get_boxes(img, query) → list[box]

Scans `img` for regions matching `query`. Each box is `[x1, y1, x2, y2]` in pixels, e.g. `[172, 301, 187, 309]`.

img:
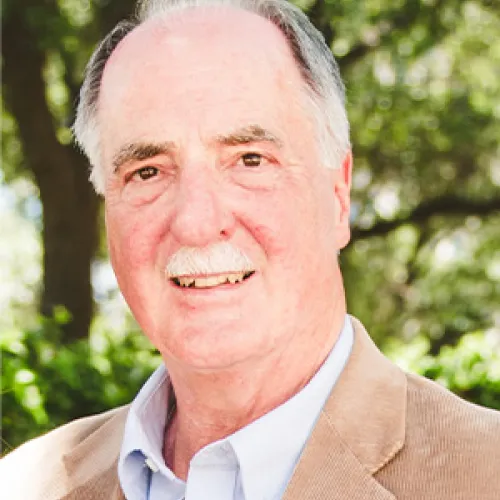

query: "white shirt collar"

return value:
[228, 315, 353, 499]
[118, 315, 354, 500]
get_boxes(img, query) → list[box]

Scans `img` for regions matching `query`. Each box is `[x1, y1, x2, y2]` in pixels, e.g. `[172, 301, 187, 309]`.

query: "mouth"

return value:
[170, 271, 255, 289]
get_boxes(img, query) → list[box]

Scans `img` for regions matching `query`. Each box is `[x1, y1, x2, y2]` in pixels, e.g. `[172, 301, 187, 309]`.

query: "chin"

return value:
[159, 318, 271, 370]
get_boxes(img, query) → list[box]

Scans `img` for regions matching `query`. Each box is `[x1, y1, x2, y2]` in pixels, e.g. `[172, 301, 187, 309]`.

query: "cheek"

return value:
[106, 206, 165, 272]
[252, 221, 291, 256]
[250, 208, 313, 288]
[242, 181, 320, 261]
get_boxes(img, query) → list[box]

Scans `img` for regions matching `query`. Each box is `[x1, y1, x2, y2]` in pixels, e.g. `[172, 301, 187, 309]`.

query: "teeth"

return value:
[174, 272, 251, 288]
[178, 277, 196, 287]
[195, 276, 225, 288]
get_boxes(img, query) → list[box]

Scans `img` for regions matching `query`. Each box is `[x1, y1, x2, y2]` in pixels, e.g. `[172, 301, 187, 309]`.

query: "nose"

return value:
[169, 165, 236, 247]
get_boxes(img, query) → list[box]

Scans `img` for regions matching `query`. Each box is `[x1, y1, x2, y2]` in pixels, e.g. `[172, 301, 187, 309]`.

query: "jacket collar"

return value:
[65, 318, 406, 499]
[62, 407, 128, 499]
[283, 317, 406, 500]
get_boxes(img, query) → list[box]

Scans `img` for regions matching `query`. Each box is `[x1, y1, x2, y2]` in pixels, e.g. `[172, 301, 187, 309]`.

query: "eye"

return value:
[240, 153, 263, 168]
[133, 166, 159, 181]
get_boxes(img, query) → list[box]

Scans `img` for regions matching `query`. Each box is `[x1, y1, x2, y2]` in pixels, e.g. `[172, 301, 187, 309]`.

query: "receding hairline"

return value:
[101, 4, 303, 87]
[98, 6, 316, 166]
[74, 0, 350, 193]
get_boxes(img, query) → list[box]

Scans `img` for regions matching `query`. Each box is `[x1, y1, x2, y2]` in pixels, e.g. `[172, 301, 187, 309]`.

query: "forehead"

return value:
[98, 7, 311, 157]
[105, 7, 297, 69]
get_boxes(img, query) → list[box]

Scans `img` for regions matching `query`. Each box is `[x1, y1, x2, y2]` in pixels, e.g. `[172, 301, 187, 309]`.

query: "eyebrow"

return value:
[112, 141, 176, 173]
[214, 125, 283, 148]
[111, 125, 281, 173]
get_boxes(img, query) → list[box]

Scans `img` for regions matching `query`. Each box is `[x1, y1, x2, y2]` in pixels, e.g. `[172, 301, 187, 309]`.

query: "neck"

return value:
[163, 305, 346, 480]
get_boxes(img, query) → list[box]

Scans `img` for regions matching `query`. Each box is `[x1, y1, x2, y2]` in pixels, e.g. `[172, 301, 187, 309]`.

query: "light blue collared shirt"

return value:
[118, 316, 354, 500]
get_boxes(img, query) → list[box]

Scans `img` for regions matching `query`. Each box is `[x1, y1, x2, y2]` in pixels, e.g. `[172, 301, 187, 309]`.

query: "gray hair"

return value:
[73, 0, 350, 194]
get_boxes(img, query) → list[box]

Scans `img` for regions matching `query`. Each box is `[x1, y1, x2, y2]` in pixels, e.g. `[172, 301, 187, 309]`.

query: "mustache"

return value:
[166, 242, 255, 277]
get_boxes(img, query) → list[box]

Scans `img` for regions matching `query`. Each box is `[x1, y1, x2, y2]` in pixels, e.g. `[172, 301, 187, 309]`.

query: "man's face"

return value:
[99, 9, 351, 370]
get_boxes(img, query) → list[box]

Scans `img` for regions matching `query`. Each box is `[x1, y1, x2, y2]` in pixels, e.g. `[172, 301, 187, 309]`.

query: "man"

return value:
[1, 0, 499, 498]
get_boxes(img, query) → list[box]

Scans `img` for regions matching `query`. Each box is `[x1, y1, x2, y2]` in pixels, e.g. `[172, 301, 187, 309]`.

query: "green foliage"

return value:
[385, 329, 500, 410]
[336, 0, 500, 348]
[1, 313, 161, 453]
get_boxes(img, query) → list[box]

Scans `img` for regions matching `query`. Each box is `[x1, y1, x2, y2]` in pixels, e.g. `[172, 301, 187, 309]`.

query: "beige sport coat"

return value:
[1, 317, 499, 499]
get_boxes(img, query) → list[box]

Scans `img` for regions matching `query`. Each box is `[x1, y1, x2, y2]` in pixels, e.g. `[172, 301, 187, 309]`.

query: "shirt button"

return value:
[145, 456, 159, 472]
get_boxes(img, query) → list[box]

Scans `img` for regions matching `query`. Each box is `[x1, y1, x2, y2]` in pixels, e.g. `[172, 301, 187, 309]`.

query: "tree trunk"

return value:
[3, 3, 100, 341]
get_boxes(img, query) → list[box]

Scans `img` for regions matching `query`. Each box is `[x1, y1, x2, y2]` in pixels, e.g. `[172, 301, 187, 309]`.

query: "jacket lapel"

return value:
[112, 481, 126, 500]
[284, 318, 406, 500]
[62, 407, 128, 499]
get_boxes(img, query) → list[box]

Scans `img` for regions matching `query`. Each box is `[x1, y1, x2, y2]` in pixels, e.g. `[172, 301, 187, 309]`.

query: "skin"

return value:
[99, 7, 352, 479]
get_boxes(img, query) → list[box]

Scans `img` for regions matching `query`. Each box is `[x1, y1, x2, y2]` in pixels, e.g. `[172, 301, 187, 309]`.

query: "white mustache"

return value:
[166, 242, 255, 278]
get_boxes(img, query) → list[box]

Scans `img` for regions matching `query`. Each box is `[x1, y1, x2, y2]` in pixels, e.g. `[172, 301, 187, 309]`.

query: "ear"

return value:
[332, 151, 352, 250]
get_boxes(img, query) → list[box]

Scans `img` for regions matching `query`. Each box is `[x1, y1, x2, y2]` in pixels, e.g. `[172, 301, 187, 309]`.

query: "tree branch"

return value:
[351, 195, 500, 241]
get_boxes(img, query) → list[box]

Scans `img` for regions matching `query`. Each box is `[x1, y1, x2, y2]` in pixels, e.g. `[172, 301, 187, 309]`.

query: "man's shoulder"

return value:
[2, 405, 129, 462]
[0, 405, 129, 499]
[405, 371, 500, 438]
[377, 371, 500, 498]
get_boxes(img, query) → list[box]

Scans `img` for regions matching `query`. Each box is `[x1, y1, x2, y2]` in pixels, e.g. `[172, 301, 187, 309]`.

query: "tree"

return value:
[2, 0, 499, 352]
[2, 0, 136, 341]
[333, 0, 500, 349]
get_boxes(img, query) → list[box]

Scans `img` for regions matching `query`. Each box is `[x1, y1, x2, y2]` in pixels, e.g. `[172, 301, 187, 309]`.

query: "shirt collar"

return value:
[118, 365, 179, 499]
[228, 315, 354, 499]
[118, 315, 353, 500]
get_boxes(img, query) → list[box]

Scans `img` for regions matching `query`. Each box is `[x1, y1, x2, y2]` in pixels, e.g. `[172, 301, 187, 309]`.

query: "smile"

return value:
[171, 271, 255, 289]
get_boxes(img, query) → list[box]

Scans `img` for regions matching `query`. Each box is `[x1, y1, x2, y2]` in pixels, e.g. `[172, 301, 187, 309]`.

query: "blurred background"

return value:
[2, 0, 500, 452]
